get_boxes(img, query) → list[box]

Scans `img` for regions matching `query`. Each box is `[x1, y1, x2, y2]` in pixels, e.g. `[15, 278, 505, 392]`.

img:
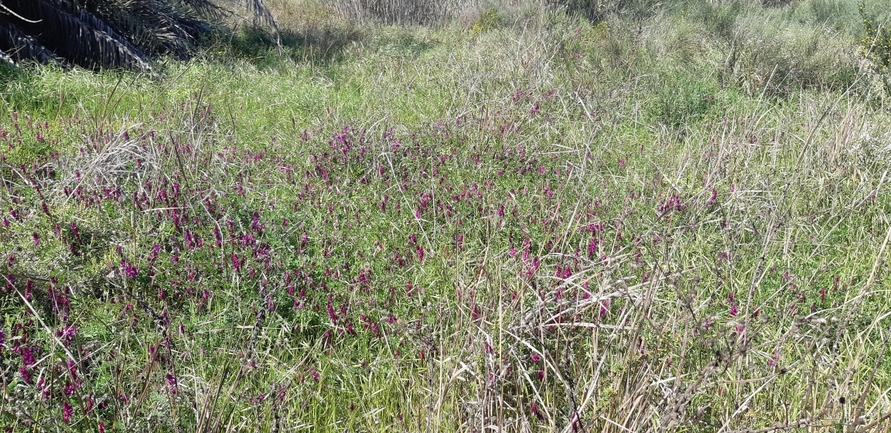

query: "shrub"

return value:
[858, 2, 891, 95]
[330, 0, 455, 25]
[809, 0, 854, 32]
[548, 0, 659, 24]
[470, 7, 507, 34]
[648, 69, 722, 133]
[688, 1, 856, 97]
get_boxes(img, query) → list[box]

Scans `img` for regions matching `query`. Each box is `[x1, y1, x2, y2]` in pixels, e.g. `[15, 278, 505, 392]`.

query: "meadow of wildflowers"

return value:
[2, 1, 891, 431]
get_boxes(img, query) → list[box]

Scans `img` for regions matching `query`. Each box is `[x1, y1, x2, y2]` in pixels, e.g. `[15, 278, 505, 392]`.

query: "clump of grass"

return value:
[470, 7, 507, 34]
[329, 0, 455, 25]
[859, 2, 891, 97]
[549, 0, 660, 24]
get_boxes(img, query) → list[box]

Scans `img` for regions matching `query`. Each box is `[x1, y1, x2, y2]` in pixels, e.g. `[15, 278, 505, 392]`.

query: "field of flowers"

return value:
[3, 1, 891, 431]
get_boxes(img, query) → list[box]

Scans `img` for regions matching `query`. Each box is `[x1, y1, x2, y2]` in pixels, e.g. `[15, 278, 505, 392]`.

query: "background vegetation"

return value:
[3, 0, 891, 431]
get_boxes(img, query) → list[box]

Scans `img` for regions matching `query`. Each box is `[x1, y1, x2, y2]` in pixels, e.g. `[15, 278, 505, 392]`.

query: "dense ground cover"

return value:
[3, 0, 891, 431]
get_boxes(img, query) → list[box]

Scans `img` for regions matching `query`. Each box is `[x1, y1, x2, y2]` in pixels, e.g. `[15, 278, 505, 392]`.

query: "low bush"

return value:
[859, 2, 891, 96]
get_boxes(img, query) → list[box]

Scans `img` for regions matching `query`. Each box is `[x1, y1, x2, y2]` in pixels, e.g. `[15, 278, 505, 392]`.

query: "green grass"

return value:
[3, 0, 891, 431]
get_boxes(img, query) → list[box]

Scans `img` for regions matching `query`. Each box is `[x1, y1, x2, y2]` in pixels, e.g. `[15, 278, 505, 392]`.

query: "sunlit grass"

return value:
[2, 1, 891, 431]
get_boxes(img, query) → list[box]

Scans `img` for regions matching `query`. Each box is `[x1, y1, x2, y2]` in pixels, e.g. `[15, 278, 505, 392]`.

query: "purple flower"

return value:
[530, 402, 543, 420]
[19, 367, 31, 384]
[326, 295, 337, 324]
[250, 212, 263, 233]
[707, 188, 718, 206]
[21, 346, 36, 367]
[184, 230, 195, 250]
[149, 244, 161, 263]
[166, 373, 178, 395]
[67, 360, 78, 381]
[57, 324, 77, 345]
[587, 237, 598, 258]
[231, 253, 241, 272]
[121, 260, 138, 279]
[62, 402, 73, 424]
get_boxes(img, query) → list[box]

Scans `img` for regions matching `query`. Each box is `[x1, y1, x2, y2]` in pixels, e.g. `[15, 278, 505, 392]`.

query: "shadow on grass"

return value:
[211, 23, 362, 67]
[215, 21, 442, 68]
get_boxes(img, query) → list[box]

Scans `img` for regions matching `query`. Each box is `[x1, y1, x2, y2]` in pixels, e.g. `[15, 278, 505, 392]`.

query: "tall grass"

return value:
[2, 0, 891, 431]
